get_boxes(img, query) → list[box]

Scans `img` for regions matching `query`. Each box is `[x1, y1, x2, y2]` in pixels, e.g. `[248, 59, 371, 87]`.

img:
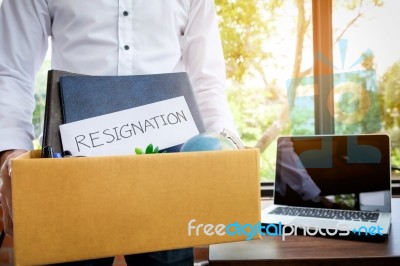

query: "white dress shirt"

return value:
[276, 138, 321, 201]
[0, 0, 238, 152]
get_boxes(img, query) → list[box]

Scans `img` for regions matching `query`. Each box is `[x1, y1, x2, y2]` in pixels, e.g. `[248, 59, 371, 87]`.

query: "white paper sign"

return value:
[59, 96, 199, 157]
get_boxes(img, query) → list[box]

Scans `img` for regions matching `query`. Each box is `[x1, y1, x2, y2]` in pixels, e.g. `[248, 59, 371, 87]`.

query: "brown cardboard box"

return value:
[12, 149, 260, 265]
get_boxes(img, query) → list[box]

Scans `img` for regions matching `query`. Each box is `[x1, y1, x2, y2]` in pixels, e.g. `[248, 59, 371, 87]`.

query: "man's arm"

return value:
[180, 0, 239, 136]
[0, 0, 51, 236]
[0, 0, 51, 152]
[278, 138, 321, 201]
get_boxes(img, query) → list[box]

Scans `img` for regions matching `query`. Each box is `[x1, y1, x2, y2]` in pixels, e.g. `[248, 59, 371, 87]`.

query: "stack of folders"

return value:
[42, 70, 205, 155]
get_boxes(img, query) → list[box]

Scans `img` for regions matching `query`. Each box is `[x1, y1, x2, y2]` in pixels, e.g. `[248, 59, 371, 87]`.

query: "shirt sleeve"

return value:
[277, 138, 321, 201]
[0, 0, 50, 152]
[180, 0, 240, 137]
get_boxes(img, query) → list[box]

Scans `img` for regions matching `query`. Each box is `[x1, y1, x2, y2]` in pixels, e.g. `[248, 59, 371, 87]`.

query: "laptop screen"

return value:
[274, 135, 391, 212]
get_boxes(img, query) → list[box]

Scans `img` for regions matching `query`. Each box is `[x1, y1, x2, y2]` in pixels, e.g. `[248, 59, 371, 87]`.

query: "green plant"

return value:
[135, 144, 160, 155]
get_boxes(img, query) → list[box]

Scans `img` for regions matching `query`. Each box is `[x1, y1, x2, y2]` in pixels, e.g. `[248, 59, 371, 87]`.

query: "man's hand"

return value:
[0, 149, 27, 236]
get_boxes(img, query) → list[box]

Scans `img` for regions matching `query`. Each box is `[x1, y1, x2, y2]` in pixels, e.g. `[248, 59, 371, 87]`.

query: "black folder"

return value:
[42, 70, 82, 153]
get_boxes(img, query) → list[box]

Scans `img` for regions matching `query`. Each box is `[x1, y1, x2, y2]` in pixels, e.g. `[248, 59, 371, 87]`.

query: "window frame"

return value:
[312, 0, 335, 134]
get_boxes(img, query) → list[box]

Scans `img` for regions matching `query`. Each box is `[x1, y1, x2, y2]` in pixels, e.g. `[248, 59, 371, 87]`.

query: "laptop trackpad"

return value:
[290, 218, 339, 228]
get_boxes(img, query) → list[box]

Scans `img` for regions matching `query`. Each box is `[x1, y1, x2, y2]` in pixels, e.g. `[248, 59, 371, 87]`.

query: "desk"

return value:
[209, 198, 400, 265]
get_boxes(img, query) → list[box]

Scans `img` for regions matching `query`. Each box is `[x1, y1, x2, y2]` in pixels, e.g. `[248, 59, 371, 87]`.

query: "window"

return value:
[33, 41, 51, 149]
[215, 0, 314, 181]
[331, 0, 400, 181]
[215, 0, 400, 183]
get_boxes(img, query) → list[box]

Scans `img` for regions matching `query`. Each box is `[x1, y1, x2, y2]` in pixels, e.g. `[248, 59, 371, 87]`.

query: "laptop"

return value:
[261, 134, 392, 240]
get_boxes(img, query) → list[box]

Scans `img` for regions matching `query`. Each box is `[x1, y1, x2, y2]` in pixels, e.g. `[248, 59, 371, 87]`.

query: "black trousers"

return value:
[52, 248, 194, 266]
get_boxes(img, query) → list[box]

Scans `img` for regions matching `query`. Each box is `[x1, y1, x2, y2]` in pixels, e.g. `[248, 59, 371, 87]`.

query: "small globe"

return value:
[180, 133, 238, 152]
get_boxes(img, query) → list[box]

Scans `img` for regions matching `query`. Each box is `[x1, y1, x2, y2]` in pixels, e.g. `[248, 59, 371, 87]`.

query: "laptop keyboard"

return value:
[269, 207, 379, 222]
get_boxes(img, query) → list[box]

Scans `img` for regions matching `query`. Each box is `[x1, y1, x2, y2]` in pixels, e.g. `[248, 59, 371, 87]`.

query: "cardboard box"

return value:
[12, 149, 260, 265]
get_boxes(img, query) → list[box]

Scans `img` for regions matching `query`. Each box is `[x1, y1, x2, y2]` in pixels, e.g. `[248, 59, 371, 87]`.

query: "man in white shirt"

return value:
[0, 0, 238, 265]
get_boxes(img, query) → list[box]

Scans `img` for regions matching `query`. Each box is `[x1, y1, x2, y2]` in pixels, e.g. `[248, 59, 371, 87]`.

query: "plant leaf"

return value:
[153, 146, 159, 153]
[145, 144, 154, 154]
[135, 148, 143, 155]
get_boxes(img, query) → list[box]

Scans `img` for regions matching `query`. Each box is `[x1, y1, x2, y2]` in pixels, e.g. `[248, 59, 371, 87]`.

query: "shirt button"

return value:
[123, 11, 129, 16]
[124, 45, 130, 50]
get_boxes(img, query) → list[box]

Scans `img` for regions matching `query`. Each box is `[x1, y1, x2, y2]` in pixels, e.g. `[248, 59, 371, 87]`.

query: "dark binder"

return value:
[59, 72, 205, 152]
[42, 70, 83, 153]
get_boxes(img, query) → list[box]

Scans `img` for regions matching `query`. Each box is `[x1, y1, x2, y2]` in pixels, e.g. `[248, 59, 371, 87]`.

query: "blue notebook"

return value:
[59, 72, 205, 152]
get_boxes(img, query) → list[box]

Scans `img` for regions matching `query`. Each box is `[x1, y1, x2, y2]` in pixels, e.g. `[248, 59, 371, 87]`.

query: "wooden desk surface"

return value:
[209, 198, 400, 265]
